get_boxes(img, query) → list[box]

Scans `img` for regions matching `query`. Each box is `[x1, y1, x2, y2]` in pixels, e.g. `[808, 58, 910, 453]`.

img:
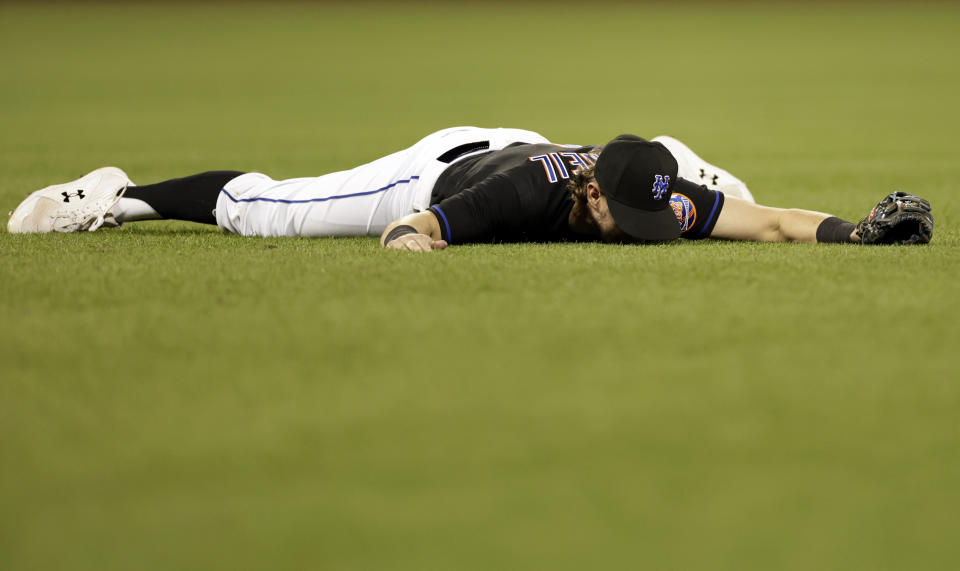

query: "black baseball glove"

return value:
[856, 191, 934, 245]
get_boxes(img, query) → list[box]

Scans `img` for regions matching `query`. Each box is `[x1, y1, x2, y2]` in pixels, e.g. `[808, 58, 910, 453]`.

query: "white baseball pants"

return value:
[215, 126, 550, 237]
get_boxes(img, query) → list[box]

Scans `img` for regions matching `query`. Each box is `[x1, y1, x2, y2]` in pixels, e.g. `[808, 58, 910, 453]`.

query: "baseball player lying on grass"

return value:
[7, 127, 934, 248]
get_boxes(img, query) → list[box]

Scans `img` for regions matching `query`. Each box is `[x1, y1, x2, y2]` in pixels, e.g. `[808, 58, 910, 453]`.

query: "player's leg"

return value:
[8, 132, 459, 237]
[216, 169, 413, 238]
[5, 159, 408, 237]
[7, 168, 245, 233]
[114, 171, 245, 225]
[652, 135, 756, 203]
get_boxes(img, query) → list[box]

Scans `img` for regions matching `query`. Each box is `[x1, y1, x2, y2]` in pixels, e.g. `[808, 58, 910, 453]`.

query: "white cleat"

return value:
[653, 135, 755, 203]
[7, 167, 132, 234]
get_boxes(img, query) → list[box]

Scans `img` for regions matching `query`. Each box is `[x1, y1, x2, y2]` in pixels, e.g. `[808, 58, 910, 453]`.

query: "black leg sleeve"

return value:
[124, 171, 245, 225]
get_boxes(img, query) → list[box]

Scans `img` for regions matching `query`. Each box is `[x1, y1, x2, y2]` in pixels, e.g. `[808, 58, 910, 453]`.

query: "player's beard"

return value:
[568, 200, 600, 238]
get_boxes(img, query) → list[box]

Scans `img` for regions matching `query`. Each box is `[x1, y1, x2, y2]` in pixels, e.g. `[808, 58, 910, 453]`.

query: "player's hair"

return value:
[567, 164, 597, 206]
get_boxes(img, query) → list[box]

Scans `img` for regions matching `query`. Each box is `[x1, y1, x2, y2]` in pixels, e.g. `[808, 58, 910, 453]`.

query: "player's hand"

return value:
[385, 233, 448, 252]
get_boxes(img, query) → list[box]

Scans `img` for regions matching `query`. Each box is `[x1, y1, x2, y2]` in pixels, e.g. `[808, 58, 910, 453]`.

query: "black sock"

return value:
[124, 171, 245, 225]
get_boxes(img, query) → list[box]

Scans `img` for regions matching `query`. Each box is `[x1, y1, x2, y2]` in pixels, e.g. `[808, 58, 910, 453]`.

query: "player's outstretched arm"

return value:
[711, 193, 934, 245]
[710, 196, 857, 243]
[380, 210, 448, 252]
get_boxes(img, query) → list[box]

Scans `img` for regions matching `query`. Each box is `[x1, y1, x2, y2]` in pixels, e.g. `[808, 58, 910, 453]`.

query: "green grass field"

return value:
[2, 2, 959, 570]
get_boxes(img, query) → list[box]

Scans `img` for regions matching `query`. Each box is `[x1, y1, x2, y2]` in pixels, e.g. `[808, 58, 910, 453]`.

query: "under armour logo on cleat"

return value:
[711, 174, 719, 186]
[62, 189, 86, 203]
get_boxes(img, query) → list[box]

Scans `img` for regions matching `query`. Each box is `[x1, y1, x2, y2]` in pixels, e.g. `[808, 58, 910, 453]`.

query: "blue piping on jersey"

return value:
[700, 192, 721, 237]
[220, 175, 421, 204]
[431, 206, 452, 242]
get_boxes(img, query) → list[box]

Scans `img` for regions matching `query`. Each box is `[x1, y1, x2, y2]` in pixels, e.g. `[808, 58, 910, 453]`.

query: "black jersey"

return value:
[428, 142, 724, 244]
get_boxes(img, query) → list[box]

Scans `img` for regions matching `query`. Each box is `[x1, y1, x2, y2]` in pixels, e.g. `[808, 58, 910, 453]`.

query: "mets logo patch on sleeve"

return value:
[670, 193, 697, 233]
